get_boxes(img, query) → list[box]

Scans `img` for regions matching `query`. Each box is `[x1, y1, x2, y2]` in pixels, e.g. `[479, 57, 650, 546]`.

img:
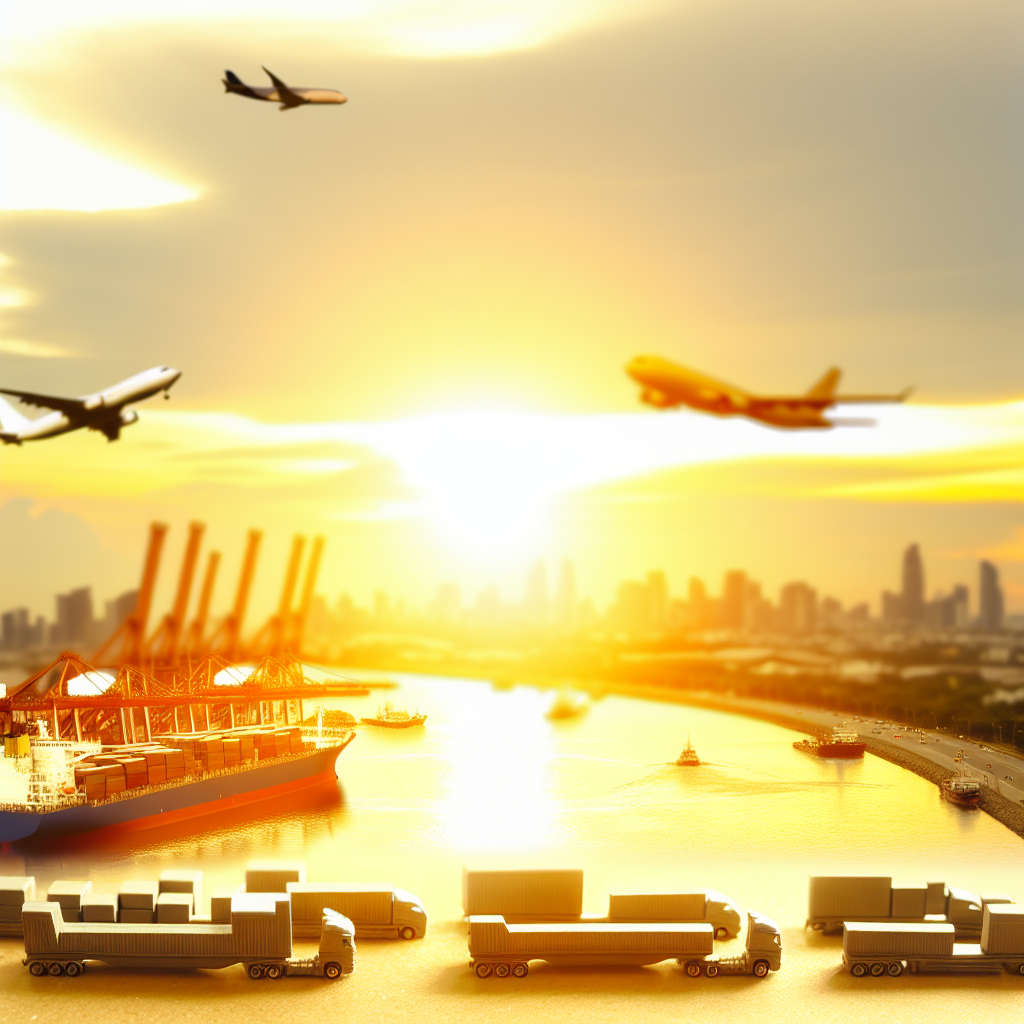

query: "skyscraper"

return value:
[721, 571, 747, 629]
[553, 559, 577, 630]
[901, 544, 925, 626]
[979, 561, 1004, 632]
[525, 560, 548, 626]
[646, 570, 668, 629]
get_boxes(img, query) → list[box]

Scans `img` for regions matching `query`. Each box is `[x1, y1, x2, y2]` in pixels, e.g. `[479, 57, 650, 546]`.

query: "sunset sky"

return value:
[1, 0, 1021, 624]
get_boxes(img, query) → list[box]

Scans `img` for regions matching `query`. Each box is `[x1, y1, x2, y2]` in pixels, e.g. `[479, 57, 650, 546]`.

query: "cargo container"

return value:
[48, 881, 90, 922]
[468, 910, 781, 978]
[0, 877, 35, 937]
[462, 869, 585, 919]
[156, 893, 193, 924]
[20, 893, 355, 979]
[81, 896, 117, 923]
[807, 876, 986, 939]
[606, 890, 742, 939]
[842, 904, 1024, 976]
[160, 870, 203, 908]
[287, 883, 427, 939]
[245, 861, 306, 893]
[119, 881, 159, 912]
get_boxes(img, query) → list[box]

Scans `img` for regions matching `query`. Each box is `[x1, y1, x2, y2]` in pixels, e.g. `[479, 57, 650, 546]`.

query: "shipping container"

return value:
[981, 904, 1024, 955]
[81, 896, 117, 923]
[0, 905, 23, 922]
[0, 877, 35, 904]
[890, 887, 927, 919]
[285, 883, 426, 938]
[160, 870, 203, 907]
[463, 869, 584, 918]
[210, 886, 240, 924]
[120, 909, 154, 924]
[608, 893, 706, 921]
[925, 882, 947, 915]
[119, 881, 159, 911]
[808, 877, 892, 920]
[156, 893, 193, 924]
[245, 861, 306, 893]
[843, 922, 954, 957]
[47, 881, 91, 910]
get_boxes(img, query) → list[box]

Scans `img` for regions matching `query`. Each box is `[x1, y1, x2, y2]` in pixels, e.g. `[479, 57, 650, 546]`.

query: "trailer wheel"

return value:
[324, 962, 342, 980]
[705, 964, 719, 978]
[475, 962, 493, 978]
[494, 963, 510, 978]
[714, 928, 728, 940]
[850, 963, 866, 978]
[248, 964, 263, 979]
[399, 926, 416, 940]
[685, 962, 702, 978]
[1018, 964, 1024, 976]
[47, 963, 64, 977]
[512, 963, 528, 978]
[64, 962, 82, 978]
[29, 962, 46, 977]
[265, 964, 282, 980]
[886, 962, 903, 977]
[869, 962, 885, 977]
[753, 960, 769, 978]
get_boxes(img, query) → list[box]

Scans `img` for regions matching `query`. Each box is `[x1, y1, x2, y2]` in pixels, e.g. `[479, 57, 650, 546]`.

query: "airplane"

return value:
[222, 68, 347, 110]
[0, 366, 181, 444]
[625, 355, 911, 429]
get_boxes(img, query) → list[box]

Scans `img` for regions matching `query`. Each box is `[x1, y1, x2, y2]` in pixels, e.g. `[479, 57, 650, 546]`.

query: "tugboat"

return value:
[359, 702, 427, 729]
[793, 727, 866, 759]
[940, 774, 981, 808]
[675, 735, 702, 766]
[545, 689, 588, 720]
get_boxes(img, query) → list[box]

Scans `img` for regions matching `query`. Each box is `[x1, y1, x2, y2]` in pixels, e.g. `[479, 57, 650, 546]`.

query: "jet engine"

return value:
[119, 409, 139, 427]
[640, 388, 676, 409]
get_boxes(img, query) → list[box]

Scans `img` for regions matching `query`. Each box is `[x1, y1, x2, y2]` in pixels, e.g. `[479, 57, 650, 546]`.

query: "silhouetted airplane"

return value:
[0, 366, 181, 444]
[223, 68, 347, 110]
[626, 356, 910, 429]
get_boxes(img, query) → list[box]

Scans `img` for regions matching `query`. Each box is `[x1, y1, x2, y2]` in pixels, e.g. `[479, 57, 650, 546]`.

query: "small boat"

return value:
[546, 689, 588, 720]
[675, 736, 702, 767]
[359, 702, 426, 729]
[940, 775, 981, 808]
[793, 727, 866, 759]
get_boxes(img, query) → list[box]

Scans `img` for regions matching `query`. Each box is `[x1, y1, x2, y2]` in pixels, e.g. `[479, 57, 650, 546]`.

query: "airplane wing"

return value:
[0, 388, 85, 415]
[88, 417, 122, 442]
[752, 388, 911, 409]
[262, 67, 305, 108]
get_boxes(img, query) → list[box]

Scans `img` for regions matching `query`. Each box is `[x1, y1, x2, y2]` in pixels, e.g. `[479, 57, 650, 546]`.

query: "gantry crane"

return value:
[146, 521, 205, 665]
[246, 535, 306, 658]
[208, 529, 263, 661]
[184, 549, 221, 654]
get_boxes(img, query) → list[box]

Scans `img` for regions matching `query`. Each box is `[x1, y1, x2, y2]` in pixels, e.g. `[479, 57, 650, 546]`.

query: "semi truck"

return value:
[467, 910, 781, 978]
[286, 883, 427, 939]
[806, 876, 1002, 939]
[20, 892, 355, 979]
[841, 903, 1024, 976]
[462, 869, 742, 937]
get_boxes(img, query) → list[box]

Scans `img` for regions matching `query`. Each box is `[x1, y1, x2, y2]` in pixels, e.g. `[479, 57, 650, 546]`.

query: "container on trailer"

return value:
[608, 893, 707, 921]
[462, 869, 584, 918]
[925, 882, 947, 915]
[808, 877, 892, 919]
[81, 896, 118, 923]
[210, 886, 240, 924]
[843, 922, 954, 957]
[980, 904, 1024, 955]
[159, 870, 203, 908]
[22, 903, 61, 955]
[288, 885, 392, 923]
[119, 909, 154, 924]
[119, 881, 159, 912]
[47, 880, 90, 920]
[947, 887, 982, 926]
[890, 886, 927, 918]
[156, 893, 193, 923]
[0, 877, 35, 905]
[245, 860, 306, 893]
[980, 893, 1012, 909]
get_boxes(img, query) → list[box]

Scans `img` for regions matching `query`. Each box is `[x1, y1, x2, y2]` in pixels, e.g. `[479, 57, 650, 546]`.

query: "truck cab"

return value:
[318, 909, 356, 972]
[745, 911, 782, 972]
[393, 888, 428, 938]
[705, 890, 743, 938]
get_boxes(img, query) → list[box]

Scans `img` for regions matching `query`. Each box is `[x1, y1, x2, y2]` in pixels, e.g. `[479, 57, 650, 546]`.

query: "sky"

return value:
[0, 0, 1022, 626]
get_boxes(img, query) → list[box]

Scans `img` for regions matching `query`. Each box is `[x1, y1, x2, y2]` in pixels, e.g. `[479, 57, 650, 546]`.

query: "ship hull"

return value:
[0, 738, 352, 843]
[793, 739, 866, 759]
[359, 717, 426, 729]
[940, 784, 980, 808]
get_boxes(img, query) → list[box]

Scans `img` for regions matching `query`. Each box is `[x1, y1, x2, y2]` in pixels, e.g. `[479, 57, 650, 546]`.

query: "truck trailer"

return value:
[467, 910, 781, 978]
[21, 892, 355, 979]
[841, 904, 1024, 977]
[806, 876, 1001, 939]
[462, 869, 742, 937]
[286, 883, 427, 939]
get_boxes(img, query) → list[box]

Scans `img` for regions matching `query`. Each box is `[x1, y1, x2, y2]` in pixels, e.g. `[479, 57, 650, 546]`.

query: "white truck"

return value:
[468, 910, 781, 978]
[842, 904, 1024, 977]
[286, 883, 427, 939]
[806, 876, 999, 939]
[21, 893, 355, 980]
[462, 869, 742, 937]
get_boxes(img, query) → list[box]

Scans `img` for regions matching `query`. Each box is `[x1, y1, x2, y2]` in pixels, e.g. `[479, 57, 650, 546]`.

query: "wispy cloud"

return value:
[0, 338, 79, 358]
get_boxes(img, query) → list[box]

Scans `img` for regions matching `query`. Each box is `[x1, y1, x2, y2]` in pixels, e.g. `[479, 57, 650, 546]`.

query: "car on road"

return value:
[1006, 775, 1014, 781]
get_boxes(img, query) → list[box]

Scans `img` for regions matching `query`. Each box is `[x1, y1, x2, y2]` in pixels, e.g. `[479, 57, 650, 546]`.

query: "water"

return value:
[2, 673, 1020, 1021]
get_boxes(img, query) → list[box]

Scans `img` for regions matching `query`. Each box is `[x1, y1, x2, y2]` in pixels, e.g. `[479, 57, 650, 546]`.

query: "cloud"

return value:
[0, 338, 79, 358]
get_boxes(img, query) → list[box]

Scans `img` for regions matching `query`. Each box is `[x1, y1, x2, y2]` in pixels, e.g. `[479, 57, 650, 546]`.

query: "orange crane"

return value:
[146, 521, 205, 664]
[246, 535, 306, 658]
[93, 521, 168, 667]
[291, 535, 325, 656]
[184, 549, 221, 654]
[208, 529, 263, 661]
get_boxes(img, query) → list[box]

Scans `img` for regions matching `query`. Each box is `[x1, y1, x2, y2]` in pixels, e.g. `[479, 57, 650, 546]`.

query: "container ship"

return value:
[793, 728, 866, 759]
[360, 703, 426, 729]
[940, 775, 981, 808]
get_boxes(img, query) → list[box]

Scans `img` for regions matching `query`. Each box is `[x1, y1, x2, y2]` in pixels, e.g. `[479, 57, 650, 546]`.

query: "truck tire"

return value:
[399, 927, 416, 940]
[47, 963, 64, 977]
[29, 962, 46, 977]
[325, 962, 342, 980]
[494, 963, 510, 978]
[850, 963, 866, 978]
[869, 962, 885, 977]
[886, 962, 902, 977]
[753, 960, 769, 978]
[1019, 964, 1024, 976]
[685, 962, 702, 978]
[512, 963, 529, 978]
[705, 964, 719, 978]
[714, 928, 728, 940]
[475, 962, 493, 978]
[64, 962, 82, 978]
[248, 964, 263, 979]
[266, 964, 282, 980]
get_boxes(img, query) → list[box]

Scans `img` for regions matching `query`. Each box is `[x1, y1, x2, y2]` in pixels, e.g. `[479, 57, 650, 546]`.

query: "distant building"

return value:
[524, 560, 548, 626]
[778, 582, 817, 633]
[613, 580, 650, 634]
[687, 578, 711, 629]
[52, 587, 94, 649]
[431, 582, 462, 624]
[978, 561, 1004, 632]
[720, 571, 747, 629]
[901, 544, 925, 626]
[1, 607, 42, 650]
[646, 570, 668, 630]
[553, 559, 577, 630]
[881, 590, 902, 626]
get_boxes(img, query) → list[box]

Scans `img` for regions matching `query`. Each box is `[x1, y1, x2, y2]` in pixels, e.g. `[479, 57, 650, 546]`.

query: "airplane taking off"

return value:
[626, 356, 910, 429]
[0, 366, 181, 444]
[223, 68, 347, 110]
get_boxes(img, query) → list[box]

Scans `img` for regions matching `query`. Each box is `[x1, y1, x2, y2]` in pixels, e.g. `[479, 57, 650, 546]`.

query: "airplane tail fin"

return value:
[0, 395, 28, 436]
[224, 70, 243, 85]
[807, 367, 841, 400]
